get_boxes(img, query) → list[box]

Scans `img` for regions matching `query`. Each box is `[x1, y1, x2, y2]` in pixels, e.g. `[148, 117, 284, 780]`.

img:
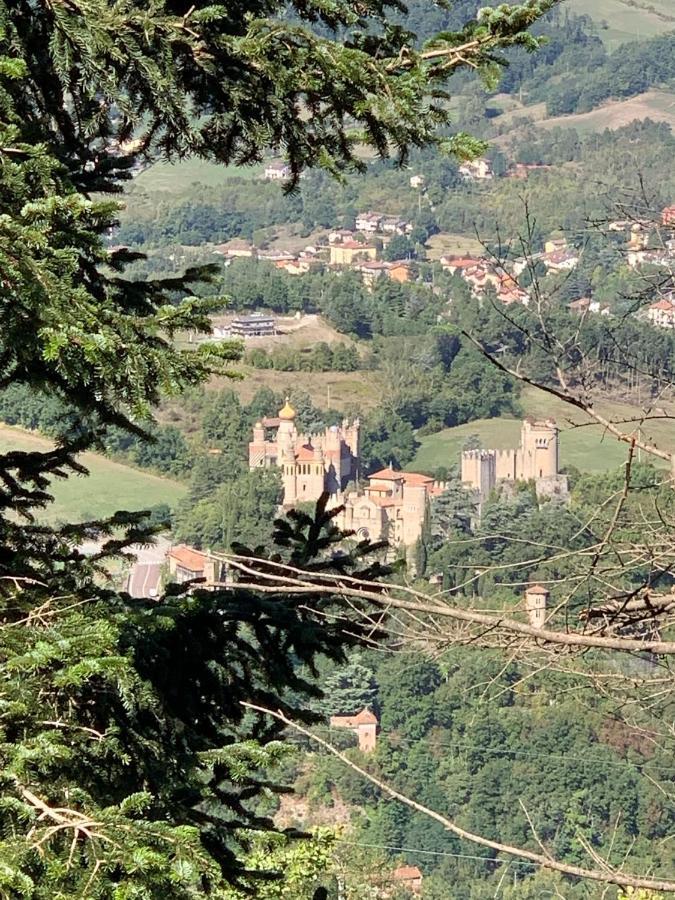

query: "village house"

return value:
[439, 255, 486, 275]
[354, 259, 414, 287]
[275, 257, 322, 276]
[391, 866, 423, 896]
[328, 228, 355, 244]
[329, 708, 378, 752]
[330, 240, 378, 266]
[647, 297, 675, 328]
[228, 314, 277, 338]
[458, 157, 493, 181]
[409, 174, 425, 189]
[263, 160, 292, 181]
[353, 259, 390, 288]
[355, 211, 411, 236]
[167, 545, 228, 587]
[214, 239, 256, 259]
[568, 297, 611, 316]
[541, 249, 579, 272]
[355, 211, 383, 234]
[388, 261, 413, 284]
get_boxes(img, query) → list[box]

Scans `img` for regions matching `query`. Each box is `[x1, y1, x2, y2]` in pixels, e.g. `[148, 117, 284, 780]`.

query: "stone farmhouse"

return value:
[461, 418, 569, 503]
[329, 708, 378, 752]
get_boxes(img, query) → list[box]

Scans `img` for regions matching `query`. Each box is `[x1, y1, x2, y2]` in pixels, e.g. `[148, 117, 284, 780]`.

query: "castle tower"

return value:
[248, 420, 267, 468]
[276, 398, 297, 453]
[461, 449, 497, 499]
[525, 583, 549, 629]
[518, 418, 558, 481]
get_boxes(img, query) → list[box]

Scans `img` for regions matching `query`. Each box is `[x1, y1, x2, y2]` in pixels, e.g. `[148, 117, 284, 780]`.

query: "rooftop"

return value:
[169, 545, 208, 573]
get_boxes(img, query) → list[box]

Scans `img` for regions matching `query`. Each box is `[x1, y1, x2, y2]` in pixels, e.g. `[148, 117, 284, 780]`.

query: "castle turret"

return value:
[518, 418, 558, 480]
[249, 420, 268, 468]
[525, 583, 549, 629]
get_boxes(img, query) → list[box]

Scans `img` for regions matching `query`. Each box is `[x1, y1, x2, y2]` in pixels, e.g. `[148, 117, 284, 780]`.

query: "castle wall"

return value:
[461, 450, 497, 497]
[494, 449, 517, 482]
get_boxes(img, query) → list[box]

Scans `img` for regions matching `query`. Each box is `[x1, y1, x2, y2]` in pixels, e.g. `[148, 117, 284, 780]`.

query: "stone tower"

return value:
[525, 583, 549, 629]
[518, 418, 558, 481]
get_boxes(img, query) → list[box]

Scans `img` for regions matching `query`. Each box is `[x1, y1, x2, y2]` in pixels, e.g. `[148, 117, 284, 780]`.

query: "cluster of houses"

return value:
[214, 210, 417, 288]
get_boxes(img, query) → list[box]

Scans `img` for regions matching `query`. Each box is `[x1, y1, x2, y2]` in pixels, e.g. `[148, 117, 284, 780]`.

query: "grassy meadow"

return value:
[0, 425, 185, 524]
[409, 387, 675, 475]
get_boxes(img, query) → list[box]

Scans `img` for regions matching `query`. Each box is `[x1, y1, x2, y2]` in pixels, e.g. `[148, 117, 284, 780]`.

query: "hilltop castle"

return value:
[461, 418, 568, 502]
[248, 401, 443, 548]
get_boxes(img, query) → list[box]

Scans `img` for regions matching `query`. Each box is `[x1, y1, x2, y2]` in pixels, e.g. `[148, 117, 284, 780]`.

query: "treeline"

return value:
[542, 31, 675, 116]
[213, 262, 447, 337]
[0, 384, 192, 478]
[244, 342, 361, 372]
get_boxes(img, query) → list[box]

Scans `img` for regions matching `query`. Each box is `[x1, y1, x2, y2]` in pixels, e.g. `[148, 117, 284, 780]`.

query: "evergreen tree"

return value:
[319, 660, 378, 716]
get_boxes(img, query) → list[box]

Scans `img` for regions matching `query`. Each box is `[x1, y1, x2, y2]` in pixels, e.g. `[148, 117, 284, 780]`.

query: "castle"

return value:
[248, 399, 360, 504]
[461, 418, 568, 502]
[248, 401, 441, 548]
[249, 405, 567, 551]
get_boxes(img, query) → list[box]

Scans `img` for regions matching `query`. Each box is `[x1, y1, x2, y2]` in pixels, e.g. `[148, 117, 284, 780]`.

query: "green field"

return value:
[0, 425, 186, 524]
[565, 0, 674, 48]
[409, 387, 675, 475]
[135, 158, 263, 192]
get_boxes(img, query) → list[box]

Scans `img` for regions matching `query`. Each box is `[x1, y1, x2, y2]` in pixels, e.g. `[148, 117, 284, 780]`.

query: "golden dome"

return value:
[278, 398, 296, 420]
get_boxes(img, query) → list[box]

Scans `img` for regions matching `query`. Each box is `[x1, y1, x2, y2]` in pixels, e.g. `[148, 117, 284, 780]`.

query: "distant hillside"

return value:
[409, 387, 675, 475]
[566, 0, 675, 47]
[539, 89, 675, 135]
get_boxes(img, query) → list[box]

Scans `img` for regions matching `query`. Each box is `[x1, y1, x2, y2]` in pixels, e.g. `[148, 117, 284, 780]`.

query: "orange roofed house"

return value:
[167, 545, 227, 587]
[329, 708, 378, 752]
[392, 865, 423, 896]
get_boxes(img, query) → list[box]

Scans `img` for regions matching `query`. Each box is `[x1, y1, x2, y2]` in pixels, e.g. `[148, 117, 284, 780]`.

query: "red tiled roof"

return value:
[442, 257, 483, 268]
[650, 299, 675, 311]
[353, 708, 378, 724]
[295, 443, 316, 461]
[169, 545, 207, 573]
[401, 472, 434, 487]
[368, 467, 405, 481]
[393, 865, 423, 881]
[526, 584, 549, 595]
[339, 240, 375, 250]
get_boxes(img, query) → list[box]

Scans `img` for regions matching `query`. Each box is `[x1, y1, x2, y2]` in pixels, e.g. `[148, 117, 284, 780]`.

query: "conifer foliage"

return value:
[0, 1, 555, 894]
